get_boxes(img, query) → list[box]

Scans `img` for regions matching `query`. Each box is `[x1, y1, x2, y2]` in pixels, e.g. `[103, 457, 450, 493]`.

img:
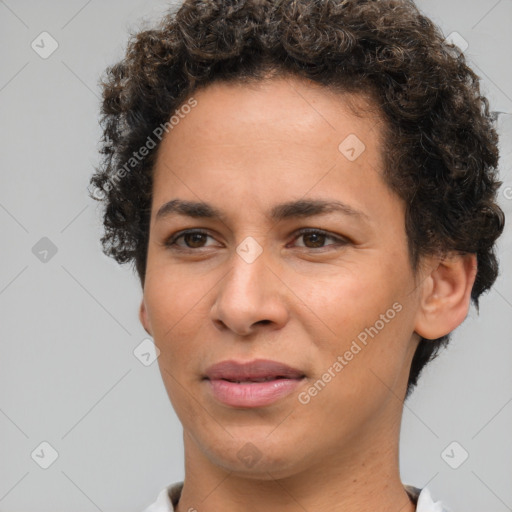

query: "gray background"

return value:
[1, 1, 511, 511]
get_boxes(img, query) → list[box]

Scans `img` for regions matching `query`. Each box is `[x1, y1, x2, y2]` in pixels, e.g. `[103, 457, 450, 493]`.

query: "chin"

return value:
[198, 429, 310, 480]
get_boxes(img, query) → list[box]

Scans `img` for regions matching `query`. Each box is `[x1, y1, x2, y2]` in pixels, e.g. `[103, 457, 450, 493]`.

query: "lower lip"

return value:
[206, 378, 303, 408]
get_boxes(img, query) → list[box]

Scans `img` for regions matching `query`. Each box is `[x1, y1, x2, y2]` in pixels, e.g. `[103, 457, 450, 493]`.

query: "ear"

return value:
[139, 298, 153, 336]
[414, 252, 477, 340]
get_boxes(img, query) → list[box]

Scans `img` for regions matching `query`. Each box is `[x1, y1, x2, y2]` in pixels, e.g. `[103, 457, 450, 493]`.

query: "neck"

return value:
[175, 410, 415, 512]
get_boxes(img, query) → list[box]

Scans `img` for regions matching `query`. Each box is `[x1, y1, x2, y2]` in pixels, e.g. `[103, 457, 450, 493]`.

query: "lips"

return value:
[204, 359, 305, 381]
[203, 359, 306, 407]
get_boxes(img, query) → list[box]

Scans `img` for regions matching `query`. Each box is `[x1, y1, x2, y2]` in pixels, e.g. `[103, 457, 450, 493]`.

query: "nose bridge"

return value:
[212, 237, 288, 335]
[222, 239, 270, 307]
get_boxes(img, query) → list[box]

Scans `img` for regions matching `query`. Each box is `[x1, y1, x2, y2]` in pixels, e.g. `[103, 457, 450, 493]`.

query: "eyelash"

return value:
[164, 228, 348, 252]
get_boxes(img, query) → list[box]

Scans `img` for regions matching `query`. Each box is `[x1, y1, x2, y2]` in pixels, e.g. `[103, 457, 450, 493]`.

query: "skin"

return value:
[139, 75, 476, 512]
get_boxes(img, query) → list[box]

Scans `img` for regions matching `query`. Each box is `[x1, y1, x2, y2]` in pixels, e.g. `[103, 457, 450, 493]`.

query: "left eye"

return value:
[290, 229, 347, 249]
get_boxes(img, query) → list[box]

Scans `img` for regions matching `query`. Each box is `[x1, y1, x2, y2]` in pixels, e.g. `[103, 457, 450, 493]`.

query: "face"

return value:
[140, 76, 426, 479]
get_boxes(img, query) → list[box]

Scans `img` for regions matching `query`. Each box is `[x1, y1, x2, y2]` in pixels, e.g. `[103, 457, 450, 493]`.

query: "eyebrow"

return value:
[155, 198, 370, 223]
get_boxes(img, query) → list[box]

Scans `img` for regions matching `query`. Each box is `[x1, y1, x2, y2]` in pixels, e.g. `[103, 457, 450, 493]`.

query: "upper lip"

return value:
[204, 359, 305, 381]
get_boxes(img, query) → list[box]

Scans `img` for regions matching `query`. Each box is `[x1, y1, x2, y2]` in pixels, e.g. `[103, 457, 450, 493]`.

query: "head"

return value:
[90, 0, 504, 478]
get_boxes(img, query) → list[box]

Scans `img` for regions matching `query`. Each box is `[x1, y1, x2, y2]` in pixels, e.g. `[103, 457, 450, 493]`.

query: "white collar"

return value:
[143, 482, 449, 512]
[415, 486, 450, 512]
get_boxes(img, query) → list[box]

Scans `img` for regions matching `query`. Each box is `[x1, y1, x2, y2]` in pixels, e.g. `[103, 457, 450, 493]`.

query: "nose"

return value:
[211, 245, 289, 337]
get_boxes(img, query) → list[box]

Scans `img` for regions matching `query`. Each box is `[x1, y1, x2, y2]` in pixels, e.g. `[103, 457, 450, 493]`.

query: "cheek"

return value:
[300, 256, 415, 387]
[297, 259, 407, 339]
[144, 258, 209, 331]
[143, 268, 207, 412]
[142, 269, 204, 381]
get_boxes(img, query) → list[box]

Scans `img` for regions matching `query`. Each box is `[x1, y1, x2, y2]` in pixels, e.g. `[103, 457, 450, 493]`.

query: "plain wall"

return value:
[1, 1, 511, 511]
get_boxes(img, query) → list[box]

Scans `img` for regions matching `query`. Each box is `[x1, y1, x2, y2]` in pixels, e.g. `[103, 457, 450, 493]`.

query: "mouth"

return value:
[203, 359, 306, 408]
[220, 376, 292, 383]
[204, 359, 306, 381]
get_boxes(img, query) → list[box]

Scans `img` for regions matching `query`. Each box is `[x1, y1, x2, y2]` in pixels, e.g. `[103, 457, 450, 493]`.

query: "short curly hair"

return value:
[90, 0, 505, 397]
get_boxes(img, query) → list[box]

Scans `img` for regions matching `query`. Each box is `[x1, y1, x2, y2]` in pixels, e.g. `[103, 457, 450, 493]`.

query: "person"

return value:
[89, 0, 505, 510]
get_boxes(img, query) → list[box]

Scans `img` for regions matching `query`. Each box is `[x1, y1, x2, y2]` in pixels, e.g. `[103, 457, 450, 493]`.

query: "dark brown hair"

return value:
[90, 0, 505, 397]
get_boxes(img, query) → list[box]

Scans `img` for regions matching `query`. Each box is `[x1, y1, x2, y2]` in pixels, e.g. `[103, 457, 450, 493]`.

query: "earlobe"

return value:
[139, 299, 153, 336]
[414, 253, 477, 340]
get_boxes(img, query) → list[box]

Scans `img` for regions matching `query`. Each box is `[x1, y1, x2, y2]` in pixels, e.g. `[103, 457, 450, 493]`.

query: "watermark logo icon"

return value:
[237, 442, 262, 468]
[31, 441, 59, 469]
[90, 186, 106, 200]
[441, 441, 469, 469]
[236, 236, 263, 264]
[31, 32, 59, 59]
[133, 338, 160, 366]
[338, 134, 366, 162]
[32, 237, 58, 263]
[444, 31, 469, 53]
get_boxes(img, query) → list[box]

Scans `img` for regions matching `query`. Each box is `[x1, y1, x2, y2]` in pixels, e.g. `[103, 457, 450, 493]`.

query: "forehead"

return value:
[161, 76, 383, 151]
[151, 76, 395, 223]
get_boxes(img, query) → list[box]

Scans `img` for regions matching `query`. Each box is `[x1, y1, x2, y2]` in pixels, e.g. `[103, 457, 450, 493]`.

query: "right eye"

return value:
[164, 229, 220, 250]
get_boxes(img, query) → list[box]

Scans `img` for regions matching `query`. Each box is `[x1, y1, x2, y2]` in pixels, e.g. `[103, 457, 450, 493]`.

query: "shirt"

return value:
[142, 482, 450, 511]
